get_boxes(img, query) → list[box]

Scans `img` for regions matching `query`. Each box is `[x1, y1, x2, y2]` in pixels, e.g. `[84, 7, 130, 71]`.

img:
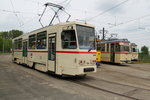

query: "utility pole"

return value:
[99, 27, 108, 40]
[102, 27, 105, 40]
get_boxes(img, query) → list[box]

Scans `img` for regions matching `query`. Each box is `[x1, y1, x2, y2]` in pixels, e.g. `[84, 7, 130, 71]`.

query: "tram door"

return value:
[110, 43, 115, 62]
[23, 41, 28, 64]
[48, 34, 56, 72]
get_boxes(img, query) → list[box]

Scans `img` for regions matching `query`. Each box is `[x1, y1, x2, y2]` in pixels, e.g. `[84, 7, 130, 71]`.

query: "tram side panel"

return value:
[101, 52, 111, 62]
[13, 51, 23, 63]
[120, 53, 132, 63]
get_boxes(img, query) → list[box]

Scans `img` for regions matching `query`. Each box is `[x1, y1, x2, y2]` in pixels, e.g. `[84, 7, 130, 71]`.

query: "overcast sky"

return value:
[0, 0, 150, 49]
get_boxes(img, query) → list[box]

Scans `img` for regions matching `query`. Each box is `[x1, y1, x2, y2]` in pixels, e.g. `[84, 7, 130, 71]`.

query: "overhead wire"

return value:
[87, 0, 129, 21]
[9, 0, 23, 26]
[109, 13, 150, 28]
[0, 9, 41, 15]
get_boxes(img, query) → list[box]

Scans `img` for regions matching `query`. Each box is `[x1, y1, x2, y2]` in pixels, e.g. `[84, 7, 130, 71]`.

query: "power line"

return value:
[0, 9, 20, 13]
[87, 0, 129, 21]
[0, 9, 41, 15]
[109, 13, 150, 29]
[64, 0, 72, 8]
[9, 0, 23, 26]
[59, 0, 69, 4]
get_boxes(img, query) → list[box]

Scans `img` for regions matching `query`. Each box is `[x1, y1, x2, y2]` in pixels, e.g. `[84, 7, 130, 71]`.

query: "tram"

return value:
[12, 21, 97, 76]
[130, 43, 138, 61]
[97, 38, 132, 64]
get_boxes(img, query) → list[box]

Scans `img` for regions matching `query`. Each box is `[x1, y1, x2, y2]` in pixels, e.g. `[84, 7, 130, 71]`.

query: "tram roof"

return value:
[13, 21, 95, 40]
[131, 43, 137, 46]
[99, 38, 130, 44]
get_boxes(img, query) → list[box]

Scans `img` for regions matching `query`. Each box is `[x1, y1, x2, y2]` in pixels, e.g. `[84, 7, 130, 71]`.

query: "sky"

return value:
[0, 0, 150, 50]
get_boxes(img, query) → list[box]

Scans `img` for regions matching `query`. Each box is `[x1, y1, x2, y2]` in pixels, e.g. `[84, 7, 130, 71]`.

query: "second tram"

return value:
[97, 39, 132, 64]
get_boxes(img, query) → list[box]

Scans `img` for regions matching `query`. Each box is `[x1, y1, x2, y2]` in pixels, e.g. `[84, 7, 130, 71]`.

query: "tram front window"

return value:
[76, 25, 95, 50]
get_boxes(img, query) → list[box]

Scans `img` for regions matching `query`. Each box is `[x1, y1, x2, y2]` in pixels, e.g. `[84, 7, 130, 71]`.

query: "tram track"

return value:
[71, 80, 139, 100]
[101, 66, 150, 82]
[87, 76, 150, 92]
[67, 75, 150, 100]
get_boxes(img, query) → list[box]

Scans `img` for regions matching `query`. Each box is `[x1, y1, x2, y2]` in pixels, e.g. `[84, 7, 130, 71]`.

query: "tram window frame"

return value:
[29, 34, 36, 49]
[17, 38, 22, 50]
[37, 31, 47, 49]
[14, 39, 18, 49]
[61, 30, 77, 49]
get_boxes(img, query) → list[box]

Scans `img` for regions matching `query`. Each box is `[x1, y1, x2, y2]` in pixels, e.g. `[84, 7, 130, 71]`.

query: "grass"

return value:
[0, 52, 11, 55]
[138, 60, 150, 63]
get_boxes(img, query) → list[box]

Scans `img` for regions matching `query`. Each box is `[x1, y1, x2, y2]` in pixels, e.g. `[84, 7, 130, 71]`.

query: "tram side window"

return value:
[18, 38, 22, 50]
[14, 40, 18, 49]
[107, 44, 109, 52]
[61, 30, 77, 49]
[97, 44, 101, 50]
[100, 44, 105, 51]
[29, 34, 36, 49]
[37, 31, 47, 49]
[115, 43, 120, 52]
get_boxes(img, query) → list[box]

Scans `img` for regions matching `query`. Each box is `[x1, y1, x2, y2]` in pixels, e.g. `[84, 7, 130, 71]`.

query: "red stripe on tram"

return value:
[101, 51, 138, 54]
[115, 52, 138, 54]
[14, 50, 96, 54]
[14, 51, 22, 52]
[56, 51, 96, 54]
[28, 51, 48, 53]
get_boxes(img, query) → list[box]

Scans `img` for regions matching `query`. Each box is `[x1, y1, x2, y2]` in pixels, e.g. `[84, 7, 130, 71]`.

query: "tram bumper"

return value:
[78, 66, 97, 75]
[61, 66, 96, 76]
[120, 60, 131, 63]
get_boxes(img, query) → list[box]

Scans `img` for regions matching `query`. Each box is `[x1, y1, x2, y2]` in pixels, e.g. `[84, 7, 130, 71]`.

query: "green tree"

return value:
[0, 30, 23, 39]
[0, 29, 23, 53]
[9, 30, 23, 39]
[0, 31, 10, 39]
[140, 45, 149, 59]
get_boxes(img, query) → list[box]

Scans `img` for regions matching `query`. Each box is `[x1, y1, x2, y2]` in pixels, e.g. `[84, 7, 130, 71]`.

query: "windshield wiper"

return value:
[88, 47, 92, 52]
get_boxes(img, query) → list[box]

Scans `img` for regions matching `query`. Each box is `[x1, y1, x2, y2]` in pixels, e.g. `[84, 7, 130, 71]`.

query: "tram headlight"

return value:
[79, 60, 86, 65]
[90, 60, 96, 64]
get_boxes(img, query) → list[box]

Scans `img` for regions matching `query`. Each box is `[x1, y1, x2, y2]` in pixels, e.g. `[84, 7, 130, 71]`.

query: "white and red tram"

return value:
[12, 21, 97, 76]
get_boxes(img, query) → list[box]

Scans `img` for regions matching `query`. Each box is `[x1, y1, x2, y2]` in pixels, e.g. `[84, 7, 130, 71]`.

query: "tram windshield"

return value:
[76, 25, 95, 50]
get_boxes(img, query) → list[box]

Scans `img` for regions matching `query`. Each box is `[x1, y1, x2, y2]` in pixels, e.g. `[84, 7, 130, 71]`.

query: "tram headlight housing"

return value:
[79, 60, 96, 65]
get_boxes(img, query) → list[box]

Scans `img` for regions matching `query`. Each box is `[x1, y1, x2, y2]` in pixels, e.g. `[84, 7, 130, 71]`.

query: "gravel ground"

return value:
[0, 54, 150, 100]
